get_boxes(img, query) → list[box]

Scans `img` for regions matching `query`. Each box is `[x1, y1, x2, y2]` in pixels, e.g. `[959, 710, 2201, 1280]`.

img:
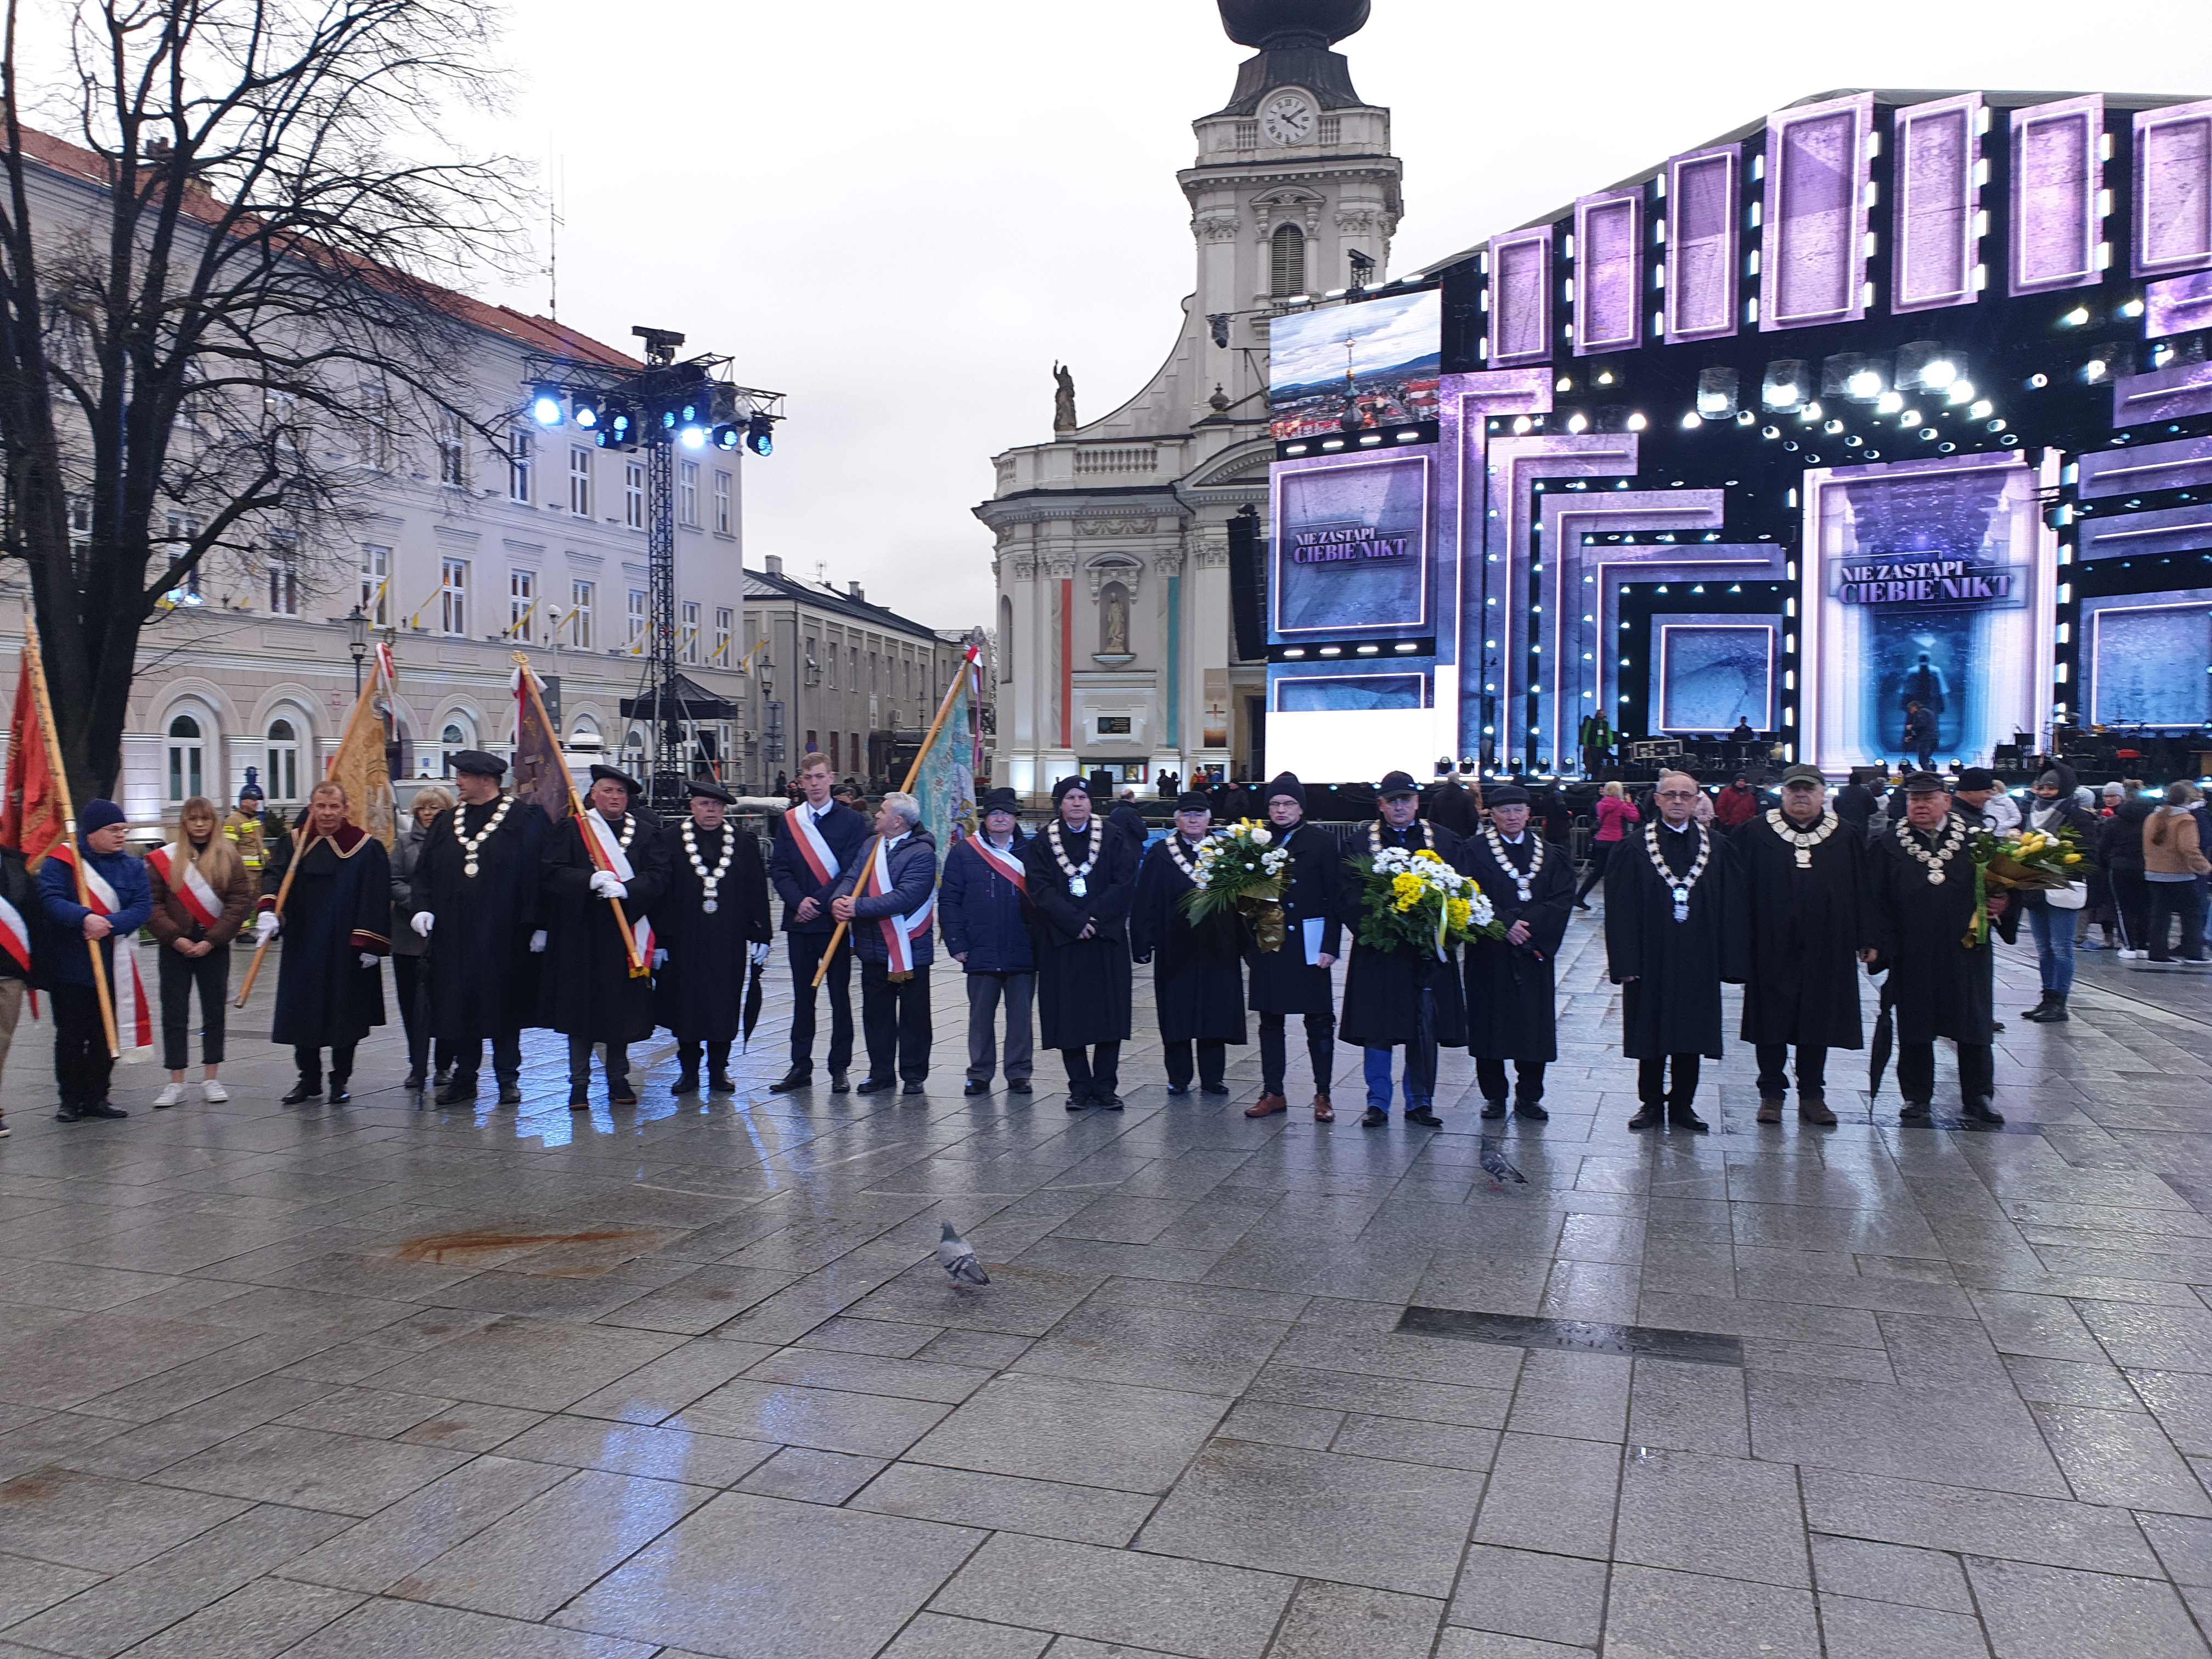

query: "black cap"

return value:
[1901, 771, 1951, 794]
[981, 788, 1020, 817]
[1957, 767, 1998, 792]
[1377, 770, 1420, 800]
[685, 779, 733, 804]
[1265, 772, 1306, 809]
[589, 764, 641, 794]
[1779, 764, 1826, 788]
[1485, 782, 1531, 806]
[1052, 775, 1091, 804]
[1175, 790, 1212, 812]
[452, 749, 506, 779]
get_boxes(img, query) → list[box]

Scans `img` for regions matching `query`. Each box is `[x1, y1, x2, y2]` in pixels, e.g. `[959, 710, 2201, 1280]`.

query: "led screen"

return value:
[1268, 289, 1442, 442]
[1270, 452, 1430, 638]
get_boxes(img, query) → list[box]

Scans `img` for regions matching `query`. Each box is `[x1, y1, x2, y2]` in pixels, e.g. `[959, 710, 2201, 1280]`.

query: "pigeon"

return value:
[936, 1220, 989, 1285]
[1478, 1139, 1529, 1186]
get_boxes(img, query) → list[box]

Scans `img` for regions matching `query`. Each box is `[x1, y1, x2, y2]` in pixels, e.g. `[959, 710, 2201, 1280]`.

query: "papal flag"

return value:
[511, 661, 572, 824]
[328, 657, 396, 847]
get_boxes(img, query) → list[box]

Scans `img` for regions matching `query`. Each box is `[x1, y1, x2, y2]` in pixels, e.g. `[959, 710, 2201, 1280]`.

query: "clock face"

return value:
[1262, 93, 1316, 146]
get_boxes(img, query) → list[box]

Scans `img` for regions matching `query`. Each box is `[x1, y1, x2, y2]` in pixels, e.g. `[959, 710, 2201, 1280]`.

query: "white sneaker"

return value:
[153, 1082, 185, 1108]
[201, 1080, 229, 1103]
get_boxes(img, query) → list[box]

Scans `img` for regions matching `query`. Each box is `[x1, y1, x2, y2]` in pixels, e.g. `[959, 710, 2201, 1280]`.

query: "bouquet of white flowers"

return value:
[1180, 819, 1293, 952]
[1351, 845, 1501, 959]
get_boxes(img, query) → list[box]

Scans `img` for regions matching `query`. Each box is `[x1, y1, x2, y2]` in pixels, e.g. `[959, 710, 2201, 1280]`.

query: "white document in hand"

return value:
[1302, 916, 1324, 963]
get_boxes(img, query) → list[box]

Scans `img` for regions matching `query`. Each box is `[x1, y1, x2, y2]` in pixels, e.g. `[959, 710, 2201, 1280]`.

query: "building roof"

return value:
[742, 566, 950, 645]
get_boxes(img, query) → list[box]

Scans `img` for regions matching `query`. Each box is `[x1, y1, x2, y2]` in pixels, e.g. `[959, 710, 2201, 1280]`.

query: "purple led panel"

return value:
[1488, 227, 1553, 368]
[2010, 95, 2104, 296]
[1762, 93, 1873, 331]
[1892, 93, 1982, 314]
[1664, 146, 1740, 345]
[2135, 99, 2212, 278]
[2113, 358, 2212, 425]
[1573, 190, 1642, 356]
[2148, 270, 2212, 339]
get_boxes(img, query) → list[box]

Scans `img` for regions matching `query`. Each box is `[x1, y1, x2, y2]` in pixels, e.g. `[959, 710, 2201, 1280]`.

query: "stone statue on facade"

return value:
[1053, 363, 1077, 432]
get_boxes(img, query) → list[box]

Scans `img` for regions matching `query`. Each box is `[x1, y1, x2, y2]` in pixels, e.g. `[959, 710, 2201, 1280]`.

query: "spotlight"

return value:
[678, 424, 708, 449]
[1762, 360, 1808, 411]
[1626, 413, 1647, 431]
[711, 423, 743, 450]
[745, 414, 775, 456]
[1876, 391, 1903, 413]
[529, 385, 565, 427]
[2061, 306, 2091, 327]
[1845, 368, 1884, 400]
[595, 404, 639, 452]
[1945, 381, 1976, 405]
[570, 392, 602, 431]
[1696, 366, 1740, 419]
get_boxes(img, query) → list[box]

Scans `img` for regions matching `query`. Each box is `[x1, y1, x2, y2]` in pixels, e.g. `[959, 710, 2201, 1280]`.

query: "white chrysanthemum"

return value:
[1468, 891, 1496, 928]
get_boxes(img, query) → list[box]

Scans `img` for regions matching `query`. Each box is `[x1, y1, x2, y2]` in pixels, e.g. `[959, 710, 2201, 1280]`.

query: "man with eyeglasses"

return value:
[1606, 770, 1726, 1132]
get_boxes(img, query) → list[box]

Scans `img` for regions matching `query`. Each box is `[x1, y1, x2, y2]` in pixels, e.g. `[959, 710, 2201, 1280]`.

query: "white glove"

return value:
[529, 929, 548, 953]
[589, 870, 626, 900]
[410, 911, 435, 938]
[652, 947, 669, 968]
[358, 952, 378, 968]
[254, 912, 279, 944]
[749, 941, 771, 967]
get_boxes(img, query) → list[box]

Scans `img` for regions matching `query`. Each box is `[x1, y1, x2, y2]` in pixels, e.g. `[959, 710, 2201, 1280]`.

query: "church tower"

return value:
[979, 0, 1402, 797]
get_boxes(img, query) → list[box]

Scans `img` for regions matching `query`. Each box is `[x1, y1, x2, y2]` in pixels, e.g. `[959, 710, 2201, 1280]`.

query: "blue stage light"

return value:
[530, 386, 565, 426]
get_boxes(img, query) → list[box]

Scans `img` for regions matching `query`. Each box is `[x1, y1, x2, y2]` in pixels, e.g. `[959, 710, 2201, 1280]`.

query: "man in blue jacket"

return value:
[39, 799, 150, 1122]
[766, 752, 870, 1093]
[940, 787, 1033, 1097]
[831, 791, 938, 1095]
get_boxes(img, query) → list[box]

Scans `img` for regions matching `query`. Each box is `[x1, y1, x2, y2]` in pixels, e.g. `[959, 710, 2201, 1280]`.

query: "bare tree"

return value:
[0, 0, 527, 798]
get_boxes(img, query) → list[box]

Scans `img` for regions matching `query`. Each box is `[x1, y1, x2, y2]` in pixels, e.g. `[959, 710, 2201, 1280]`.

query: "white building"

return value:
[979, 0, 1401, 799]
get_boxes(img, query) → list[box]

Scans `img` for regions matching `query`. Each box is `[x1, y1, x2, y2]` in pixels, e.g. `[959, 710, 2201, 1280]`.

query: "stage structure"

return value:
[1263, 88, 2212, 780]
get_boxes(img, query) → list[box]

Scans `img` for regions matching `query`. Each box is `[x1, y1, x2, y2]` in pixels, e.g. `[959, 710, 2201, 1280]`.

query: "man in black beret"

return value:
[657, 780, 772, 1095]
[409, 749, 546, 1105]
[1131, 789, 1245, 1097]
[1458, 780, 1575, 1122]
[540, 763, 669, 1108]
[1023, 776, 1139, 1108]
[1340, 770, 1463, 1128]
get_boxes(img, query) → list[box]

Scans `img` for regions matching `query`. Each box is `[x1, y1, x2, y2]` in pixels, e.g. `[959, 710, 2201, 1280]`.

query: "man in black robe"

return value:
[259, 781, 389, 1105]
[1724, 763, 1876, 1128]
[1243, 774, 1344, 1123]
[1459, 781, 1574, 1122]
[540, 765, 669, 1109]
[408, 751, 545, 1108]
[1339, 770, 1465, 1129]
[1605, 769, 1726, 1132]
[657, 780, 773, 1096]
[1022, 776, 1139, 1109]
[1130, 791, 1245, 1097]
[1867, 772, 2011, 1126]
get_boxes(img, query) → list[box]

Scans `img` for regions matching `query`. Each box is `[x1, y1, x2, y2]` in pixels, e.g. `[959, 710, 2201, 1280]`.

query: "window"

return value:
[1269, 222, 1307, 298]
[826, 637, 838, 689]
[162, 513, 202, 602]
[850, 733, 861, 776]
[440, 720, 471, 776]
[166, 715, 204, 803]
[571, 580, 595, 650]
[680, 600, 700, 665]
[509, 569, 535, 642]
[1000, 595, 1013, 684]
[713, 606, 732, 667]
[568, 445, 592, 517]
[359, 544, 390, 625]
[713, 470, 732, 534]
[679, 461, 698, 527]
[265, 718, 301, 803]
[360, 383, 392, 469]
[624, 463, 645, 529]
[830, 732, 841, 772]
[627, 588, 646, 654]
[437, 411, 467, 487]
[266, 535, 300, 616]
[439, 557, 469, 636]
[509, 430, 533, 503]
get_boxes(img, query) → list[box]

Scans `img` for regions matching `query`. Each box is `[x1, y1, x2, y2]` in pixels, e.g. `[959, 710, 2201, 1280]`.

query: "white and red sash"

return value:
[145, 845, 223, 931]
[864, 837, 934, 973]
[50, 844, 153, 1055]
[582, 812, 653, 966]
[786, 803, 844, 889]
[964, 834, 1026, 893]
[0, 895, 30, 977]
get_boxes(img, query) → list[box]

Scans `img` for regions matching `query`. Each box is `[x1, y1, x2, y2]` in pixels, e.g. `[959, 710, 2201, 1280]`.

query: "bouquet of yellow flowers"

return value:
[1350, 845, 1503, 958]
[1965, 825, 2092, 945]
[1180, 819, 1292, 952]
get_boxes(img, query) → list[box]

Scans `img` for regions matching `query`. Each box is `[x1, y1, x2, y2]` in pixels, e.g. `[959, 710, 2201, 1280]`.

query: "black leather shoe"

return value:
[1479, 1098, 1508, 1120]
[434, 1079, 475, 1105]
[1668, 1107, 1709, 1132]
[709, 1075, 736, 1094]
[52, 1103, 83, 1122]
[1515, 1098, 1550, 1122]
[672, 1073, 699, 1096]
[901, 1080, 926, 1096]
[1008, 1079, 1032, 1094]
[1360, 1107, 1389, 1127]
[1097, 1095, 1123, 1110]
[963, 1079, 990, 1096]
[325, 1085, 351, 1105]
[433, 1065, 453, 1086]
[567, 1088, 590, 1111]
[854, 1076, 896, 1094]
[829, 1071, 850, 1094]
[1628, 1106, 1662, 1130]
[281, 1081, 321, 1105]
[1066, 1097, 1090, 1112]
[1165, 1083, 1191, 1097]
[1898, 1101, 1933, 1124]
[767, 1068, 812, 1094]
[402, 1071, 426, 1092]
[1406, 1107, 1443, 1128]
[498, 1084, 523, 1106]
[82, 1101, 128, 1119]
[608, 1081, 639, 1107]
[1962, 1098, 2006, 1126]
[1199, 1082, 1229, 1096]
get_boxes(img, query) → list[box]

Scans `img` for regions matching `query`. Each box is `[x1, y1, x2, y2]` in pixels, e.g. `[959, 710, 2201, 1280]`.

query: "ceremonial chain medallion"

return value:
[1644, 821, 1711, 923]
[1367, 819, 1434, 857]
[1052, 821, 1099, 898]
[454, 795, 514, 879]
[1165, 834, 1205, 884]
[1897, 816, 1967, 885]
[1766, 808, 1839, 870]
[1482, 825, 1545, 903]
[682, 821, 736, 912]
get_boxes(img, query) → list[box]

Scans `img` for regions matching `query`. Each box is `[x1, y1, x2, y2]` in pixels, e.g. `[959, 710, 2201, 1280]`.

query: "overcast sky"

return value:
[481, 0, 2212, 632]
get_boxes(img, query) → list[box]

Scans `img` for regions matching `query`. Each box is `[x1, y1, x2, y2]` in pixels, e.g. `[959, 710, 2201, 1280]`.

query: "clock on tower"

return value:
[1261, 92, 1316, 145]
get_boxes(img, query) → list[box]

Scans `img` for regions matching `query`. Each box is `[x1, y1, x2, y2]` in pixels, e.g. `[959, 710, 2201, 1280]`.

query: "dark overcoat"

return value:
[1458, 825, 1575, 1062]
[265, 826, 388, 1048]
[656, 819, 773, 1041]
[767, 799, 870, 934]
[410, 795, 547, 1040]
[1338, 820, 1468, 1048]
[540, 808, 669, 1043]
[1868, 812, 2016, 1044]
[1022, 817, 1138, 1049]
[1605, 819, 1728, 1060]
[1724, 809, 1876, 1048]
[1129, 834, 1247, 1045]
[1245, 820, 1344, 1016]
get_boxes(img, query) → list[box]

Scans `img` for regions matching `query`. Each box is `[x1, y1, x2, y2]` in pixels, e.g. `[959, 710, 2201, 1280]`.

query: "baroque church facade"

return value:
[978, 0, 1402, 798]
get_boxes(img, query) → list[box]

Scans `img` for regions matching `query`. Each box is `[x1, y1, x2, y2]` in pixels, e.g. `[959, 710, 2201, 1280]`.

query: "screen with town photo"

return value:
[1268, 289, 1442, 441]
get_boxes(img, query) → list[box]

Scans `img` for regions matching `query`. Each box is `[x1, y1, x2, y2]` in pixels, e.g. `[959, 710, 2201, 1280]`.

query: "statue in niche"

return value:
[1100, 582, 1130, 655]
[1053, 363, 1077, 431]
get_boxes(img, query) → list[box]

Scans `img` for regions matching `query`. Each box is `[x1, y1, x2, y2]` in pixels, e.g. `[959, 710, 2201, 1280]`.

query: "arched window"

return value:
[166, 715, 204, 803]
[1099, 582, 1132, 656]
[569, 714, 602, 752]
[999, 595, 1013, 684]
[1269, 223, 1306, 298]
[439, 718, 472, 777]
[265, 718, 301, 805]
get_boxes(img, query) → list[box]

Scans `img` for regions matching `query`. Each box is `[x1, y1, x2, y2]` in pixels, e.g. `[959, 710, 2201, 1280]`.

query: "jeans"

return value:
[1476, 1057, 1547, 1104]
[1165, 1039, 1227, 1090]
[2147, 879, 2209, 962]
[1754, 1042, 1827, 1097]
[52, 983, 113, 1107]
[1575, 839, 1615, 904]
[964, 971, 1034, 1082]
[157, 944, 229, 1070]
[1259, 1009, 1335, 1097]
[860, 960, 932, 1082]
[1898, 1040, 1995, 1107]
[2026, 905, 2076, 992]
[1363, 1042, 1438, 1110]
[786, 931, 854, 1071]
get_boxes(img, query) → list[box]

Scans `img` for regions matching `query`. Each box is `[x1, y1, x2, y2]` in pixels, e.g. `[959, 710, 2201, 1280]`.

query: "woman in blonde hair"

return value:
[146, 796, 256, 1106]
[1574, 778, 1639, 911]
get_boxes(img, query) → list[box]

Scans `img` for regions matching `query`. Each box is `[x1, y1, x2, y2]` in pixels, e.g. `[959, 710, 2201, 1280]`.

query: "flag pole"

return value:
[22, 616, 120, 1056]
[812, 652, 972, 989]
[514, 654, 645, 977]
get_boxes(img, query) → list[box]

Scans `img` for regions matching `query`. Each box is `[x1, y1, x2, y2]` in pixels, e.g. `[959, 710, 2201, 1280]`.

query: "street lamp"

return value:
[346, 603, 368, 695]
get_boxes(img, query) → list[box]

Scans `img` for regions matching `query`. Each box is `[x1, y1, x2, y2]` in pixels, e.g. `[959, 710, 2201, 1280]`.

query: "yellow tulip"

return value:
[2063, 853, 2081, 864]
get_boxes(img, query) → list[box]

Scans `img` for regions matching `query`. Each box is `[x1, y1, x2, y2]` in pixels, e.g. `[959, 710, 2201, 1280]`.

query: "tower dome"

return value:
[1216, 0, 1371, 50]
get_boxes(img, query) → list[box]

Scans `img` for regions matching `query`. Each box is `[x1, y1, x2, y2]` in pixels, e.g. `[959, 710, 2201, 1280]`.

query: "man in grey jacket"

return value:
[831, 792, 940, 1095]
